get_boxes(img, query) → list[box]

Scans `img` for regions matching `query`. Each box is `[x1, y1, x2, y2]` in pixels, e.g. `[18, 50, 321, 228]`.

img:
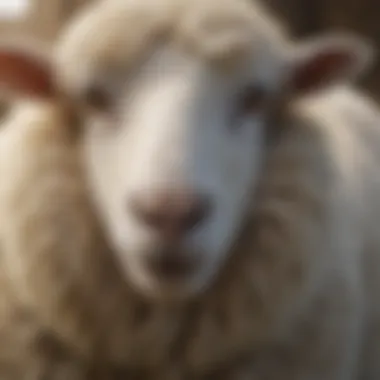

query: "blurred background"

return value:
[0, 0, 379, 100]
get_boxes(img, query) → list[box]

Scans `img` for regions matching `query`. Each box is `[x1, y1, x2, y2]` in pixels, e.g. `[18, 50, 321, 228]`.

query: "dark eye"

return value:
[0, 98, 11, 122]
[239, 84, 267, 114]
[230, 84, 268, 131]
[83, 84, 111, 112]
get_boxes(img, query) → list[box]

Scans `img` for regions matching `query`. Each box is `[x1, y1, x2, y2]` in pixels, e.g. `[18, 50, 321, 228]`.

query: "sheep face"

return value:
[0, 0, 373, 300]
[70, 45, 272, 300]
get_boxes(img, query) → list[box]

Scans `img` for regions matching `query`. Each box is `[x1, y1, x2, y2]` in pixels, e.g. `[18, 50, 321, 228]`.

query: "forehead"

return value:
[54, 0, 288, 94]
[121, 46, 239, 120]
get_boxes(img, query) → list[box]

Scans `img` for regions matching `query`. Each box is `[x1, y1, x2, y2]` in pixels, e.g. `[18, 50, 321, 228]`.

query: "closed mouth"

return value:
[146, 250, 199, 281]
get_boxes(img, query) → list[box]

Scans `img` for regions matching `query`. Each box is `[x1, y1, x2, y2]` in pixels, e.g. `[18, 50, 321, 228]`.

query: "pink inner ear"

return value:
[0, 50, 55, 98]
[292, 50, 354, 93]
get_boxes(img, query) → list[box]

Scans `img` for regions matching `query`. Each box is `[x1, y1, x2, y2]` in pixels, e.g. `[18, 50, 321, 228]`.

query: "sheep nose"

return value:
[129, 189, 212, 239]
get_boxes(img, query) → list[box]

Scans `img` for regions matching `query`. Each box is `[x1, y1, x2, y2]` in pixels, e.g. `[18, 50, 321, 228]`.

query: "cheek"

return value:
[218, 118, 264, 205]
[193, 120, 264, 254]
[82, 126, 131, 226]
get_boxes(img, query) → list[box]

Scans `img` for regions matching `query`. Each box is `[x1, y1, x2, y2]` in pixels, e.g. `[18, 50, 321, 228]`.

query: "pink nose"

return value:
[128, 188, 212, 240]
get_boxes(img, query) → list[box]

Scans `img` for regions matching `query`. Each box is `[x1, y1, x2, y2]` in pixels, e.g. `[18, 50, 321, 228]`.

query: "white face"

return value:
[37, 0, 370, 302]
[0, 0, 371, 303]
[80, 46, 274, 299]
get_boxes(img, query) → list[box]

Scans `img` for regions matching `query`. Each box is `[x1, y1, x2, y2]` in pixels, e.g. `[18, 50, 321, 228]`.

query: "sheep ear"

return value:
[287, 34, 375, 96]
[0, 38, 56, 99]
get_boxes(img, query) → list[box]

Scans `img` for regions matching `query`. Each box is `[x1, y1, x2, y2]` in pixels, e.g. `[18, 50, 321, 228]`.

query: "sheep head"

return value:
[0, 0, 374, 301]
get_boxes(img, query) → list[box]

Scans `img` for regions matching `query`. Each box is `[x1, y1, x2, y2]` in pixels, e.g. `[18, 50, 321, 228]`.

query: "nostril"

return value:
[128, 196, 164, 229]
[133, 203, 162, 228]
[183, 197, 212, 230]
[128, 190, 213, 235]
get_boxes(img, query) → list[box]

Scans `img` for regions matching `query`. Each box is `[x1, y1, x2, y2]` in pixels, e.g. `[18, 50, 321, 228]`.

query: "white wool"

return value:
[0, 0, 379, 378]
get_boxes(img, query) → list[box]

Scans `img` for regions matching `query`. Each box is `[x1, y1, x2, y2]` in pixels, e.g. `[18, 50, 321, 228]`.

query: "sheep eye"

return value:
[0, 98, 11, 121]
[83, 85, 111, 112]
[239, 84, 267, 114]
[230, 84, 268, 130]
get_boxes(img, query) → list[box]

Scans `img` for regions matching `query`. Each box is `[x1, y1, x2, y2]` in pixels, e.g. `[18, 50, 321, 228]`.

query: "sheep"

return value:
[0, 0, 379, 378]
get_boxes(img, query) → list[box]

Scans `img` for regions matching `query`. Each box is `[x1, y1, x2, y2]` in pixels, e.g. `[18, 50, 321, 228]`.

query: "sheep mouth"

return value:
[145, 248, 201, 281]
